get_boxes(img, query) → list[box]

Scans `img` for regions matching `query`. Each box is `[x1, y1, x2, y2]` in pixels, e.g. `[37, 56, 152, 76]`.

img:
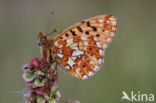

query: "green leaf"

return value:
[34, 79, 44, 87]
[37, 71, 44, 75]
[33, 61, 39, 67]
[23, 64, 29, 69]
[37, 95, 45, 103]
[50, 87, 57, 98]
[48, 98, 55, 103]
[23, 71, 35, 82]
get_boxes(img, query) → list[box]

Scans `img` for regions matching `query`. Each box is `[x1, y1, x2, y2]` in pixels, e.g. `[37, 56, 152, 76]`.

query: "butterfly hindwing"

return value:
[55, 36, 104, 79]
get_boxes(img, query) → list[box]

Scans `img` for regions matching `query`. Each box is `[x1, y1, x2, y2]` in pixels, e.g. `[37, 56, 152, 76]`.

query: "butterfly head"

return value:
[38, 32, 55, 61]
[38, 32, 47, 46]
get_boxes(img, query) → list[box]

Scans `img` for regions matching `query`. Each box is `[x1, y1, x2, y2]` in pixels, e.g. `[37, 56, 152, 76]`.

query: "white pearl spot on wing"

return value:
[96, 42, 102, 47]
[99, 49, 103, 55]
[82, 75, 88, 80]
[65, 66, 70, 69]
[93, 36, 98, 41]
[54, 41, 58, 46]
[99, 19, 104, 23]
[72, 50, 84, 56]
[76, 68, 80, 75]
[98, 58, 102, 64]
[57, 53, 64, 58]
[94, 66, 99, 71]
[88, 71, 94, 77]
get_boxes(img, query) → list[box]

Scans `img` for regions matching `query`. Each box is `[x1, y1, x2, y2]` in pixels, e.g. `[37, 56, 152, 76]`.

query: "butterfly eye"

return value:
[39, 38, 46, 46]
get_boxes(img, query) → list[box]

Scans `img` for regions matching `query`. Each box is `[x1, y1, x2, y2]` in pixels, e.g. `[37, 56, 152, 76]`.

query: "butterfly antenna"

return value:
[46, 29, 59, 37]
[45, 11, 55, 35]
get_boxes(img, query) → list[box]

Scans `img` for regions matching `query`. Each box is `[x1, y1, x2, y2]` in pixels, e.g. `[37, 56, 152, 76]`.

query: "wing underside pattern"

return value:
[51, 15, 117, 79]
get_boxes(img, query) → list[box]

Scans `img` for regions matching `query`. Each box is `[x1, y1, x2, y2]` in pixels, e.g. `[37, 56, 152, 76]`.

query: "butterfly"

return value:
[38, 15, 117, 80]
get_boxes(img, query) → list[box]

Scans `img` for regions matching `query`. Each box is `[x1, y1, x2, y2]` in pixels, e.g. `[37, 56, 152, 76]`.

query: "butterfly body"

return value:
[38, 15, 117, 80]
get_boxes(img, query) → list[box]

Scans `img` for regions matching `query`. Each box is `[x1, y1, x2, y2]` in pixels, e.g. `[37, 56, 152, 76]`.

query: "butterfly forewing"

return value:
[51, 15, 117, 80]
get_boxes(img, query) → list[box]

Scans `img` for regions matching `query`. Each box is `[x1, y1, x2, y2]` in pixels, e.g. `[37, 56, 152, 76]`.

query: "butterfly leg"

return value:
[55, 63, 58, 70]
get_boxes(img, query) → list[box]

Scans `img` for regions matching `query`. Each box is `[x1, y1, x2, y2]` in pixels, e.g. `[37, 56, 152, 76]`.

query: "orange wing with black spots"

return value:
[39, 15, 117, 80]
[51, 15, 117, 80]
[53, 15, 117, 49]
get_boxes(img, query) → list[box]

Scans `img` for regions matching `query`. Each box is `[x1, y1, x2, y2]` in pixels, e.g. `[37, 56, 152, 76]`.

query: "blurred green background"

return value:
[0, 0, 156, 103]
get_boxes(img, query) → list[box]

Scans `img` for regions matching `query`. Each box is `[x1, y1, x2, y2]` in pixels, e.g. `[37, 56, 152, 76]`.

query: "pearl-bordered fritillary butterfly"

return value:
[38, 15, 117, 80]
